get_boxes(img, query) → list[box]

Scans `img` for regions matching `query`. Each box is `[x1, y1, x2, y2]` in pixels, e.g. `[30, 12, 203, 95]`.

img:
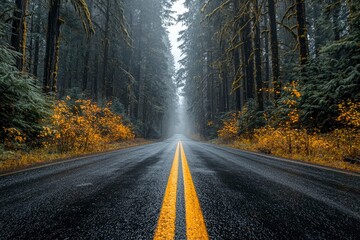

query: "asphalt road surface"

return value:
[1, 135, 359, 239]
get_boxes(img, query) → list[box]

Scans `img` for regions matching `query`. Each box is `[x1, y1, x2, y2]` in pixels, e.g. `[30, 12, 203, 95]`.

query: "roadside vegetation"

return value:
[0, 1, 177, 172]
[0, 95, 147, 173]
[216, 90, 360, 172]
[180, 1, 360, 172]
[0, 19, 142, 172]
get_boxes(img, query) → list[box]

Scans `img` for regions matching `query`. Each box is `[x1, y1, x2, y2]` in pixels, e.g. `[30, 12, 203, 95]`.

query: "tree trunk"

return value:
[28, 2, 33, 72]
[233, 0, 242, 111]
[296, 0, 308, 65]
[102, 0, 111, 100]
[253, 0, 264, 111]
[220, 42, 229, 112]
[93, 50, 99, 101]
[242, 13, 255, 101]
[81, 0, 94, 93]
[127, 11, 135, 118]
[268, 0, 281, 100]
[206, 46, 214, 120]
[82, 38, 91, 92]
[32, 4, 41, 77]
[262, 3, 270, 102]
[137, 56, 146, 122]
[137, 10, 146, 122]
[43, 0, 62, 94]
[11, 0, 28, 71]
[82, 0, 94, 94]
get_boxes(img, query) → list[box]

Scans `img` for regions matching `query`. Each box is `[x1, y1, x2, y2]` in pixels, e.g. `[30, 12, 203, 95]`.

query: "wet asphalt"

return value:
[0, 134, 359, 239]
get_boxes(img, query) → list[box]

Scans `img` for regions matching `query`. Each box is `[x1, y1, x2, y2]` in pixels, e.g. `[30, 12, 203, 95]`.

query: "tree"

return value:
[296, 0, 308, 65]
[43, 0, 94, 94]
[268, 0, 280, 100]
[0, 22, 50, 143]
[10, 0, 28, 71]
[253, 0, 263, 111]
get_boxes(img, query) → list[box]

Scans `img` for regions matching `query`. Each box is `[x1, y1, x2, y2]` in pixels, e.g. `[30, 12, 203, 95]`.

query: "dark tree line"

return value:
[179, 0, 360, 138]
[1, 0, 177, 138]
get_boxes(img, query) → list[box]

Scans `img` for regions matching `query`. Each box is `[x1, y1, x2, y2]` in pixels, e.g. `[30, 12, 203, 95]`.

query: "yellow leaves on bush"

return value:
[282, 81, 301, 127]
[3, 128, 26, 149]
[216, 99, 360, 170]
[251, 99, 360, 161]
[332, 128, 359, 158]
[337, 101, 360, 128]
[218, 112, 239, 142]
[253, 127, 334, 158]
[335, 101, 360, 158]
[287, 109, 300, 126]
[283, 81, 301, 99]
[40, 97, 134, 152]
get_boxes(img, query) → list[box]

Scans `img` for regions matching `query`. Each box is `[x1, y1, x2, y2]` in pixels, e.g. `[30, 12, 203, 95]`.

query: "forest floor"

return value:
[212, 140, 360, 173]
[0, 139, 152, 174]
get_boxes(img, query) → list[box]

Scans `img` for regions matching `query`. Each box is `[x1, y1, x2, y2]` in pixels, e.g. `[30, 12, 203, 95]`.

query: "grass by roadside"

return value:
[212, 139, 360, 173]
[0, 138, 151, 174]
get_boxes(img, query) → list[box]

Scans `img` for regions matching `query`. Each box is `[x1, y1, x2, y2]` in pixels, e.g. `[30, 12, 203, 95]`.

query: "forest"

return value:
[0, 0, 359, 171]
[179, 0, 360, 169]
[0, 0, 178, 169]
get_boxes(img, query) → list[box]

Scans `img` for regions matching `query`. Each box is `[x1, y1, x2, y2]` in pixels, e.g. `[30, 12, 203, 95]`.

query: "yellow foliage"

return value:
[282, 81, 301, 127]
[215, 99, 360, 172]
[253, 127, 335, 157]
[40, 97, 134, 152]
[337, 101, 360, 128]
[3, 127, 26, 149]
[335, 100, 360, 158]
[283, 81, 301, 99]
[218, 112, 239, 142]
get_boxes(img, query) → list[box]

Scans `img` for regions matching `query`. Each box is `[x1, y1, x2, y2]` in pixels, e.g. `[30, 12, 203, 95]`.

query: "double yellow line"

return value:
[154, 142, 209, 240]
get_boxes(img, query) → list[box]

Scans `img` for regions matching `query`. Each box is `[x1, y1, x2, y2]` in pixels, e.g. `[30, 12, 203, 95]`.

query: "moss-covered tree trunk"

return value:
[296, 0, 308, 65]
[43, 0, 62, 94]
[11, 0, 28, 71]
[262, 3, 270, 102]
[242, 13, 255, 101]
[102, 0, 111, 101]
[82, 0, 94, 93]
[268, 0, 280, 100]
[32, 4, 41, 77]
[253, 0, 263, 111]
[233, 0, 242, 112]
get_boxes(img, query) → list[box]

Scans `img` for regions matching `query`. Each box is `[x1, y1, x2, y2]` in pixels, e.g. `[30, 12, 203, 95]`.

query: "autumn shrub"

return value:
[2, 127, 27, 150]
[334, 101, 360, 159]
[218, 112, 240, 142]
[217, 79, 360, 169]
[253, 127, 333, 158]
[232, 100, 360, 166]
[40, 97, 134, 152]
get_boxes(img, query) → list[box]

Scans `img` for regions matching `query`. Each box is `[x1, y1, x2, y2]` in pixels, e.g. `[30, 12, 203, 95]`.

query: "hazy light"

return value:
[167, 0, 191, 135]
[168, 0, 186, 71]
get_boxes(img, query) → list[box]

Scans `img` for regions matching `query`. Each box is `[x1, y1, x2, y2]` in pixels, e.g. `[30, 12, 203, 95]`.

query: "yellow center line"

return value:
[180, 141, 209, 240]
[154, 142, 180, 240]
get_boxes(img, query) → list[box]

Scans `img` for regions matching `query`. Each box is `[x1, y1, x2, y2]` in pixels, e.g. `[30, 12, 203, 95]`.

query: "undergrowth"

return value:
[217, 98, 360, 172]
[0, 97, 146, 173]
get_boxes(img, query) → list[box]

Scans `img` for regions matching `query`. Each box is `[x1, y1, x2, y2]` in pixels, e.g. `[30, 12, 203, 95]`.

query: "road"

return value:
[1, 135, 359, 239]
